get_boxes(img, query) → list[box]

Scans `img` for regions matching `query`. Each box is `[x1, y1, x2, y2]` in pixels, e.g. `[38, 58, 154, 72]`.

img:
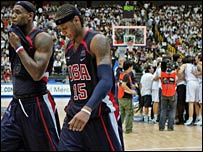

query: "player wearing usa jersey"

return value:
[1, 1, 60, 151]
[55, 3, 124, 151]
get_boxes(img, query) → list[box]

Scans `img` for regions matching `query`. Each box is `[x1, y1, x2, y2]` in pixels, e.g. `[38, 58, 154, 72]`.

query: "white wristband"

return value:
[81, 108, 91, 115]
[16, 46, 24, 53]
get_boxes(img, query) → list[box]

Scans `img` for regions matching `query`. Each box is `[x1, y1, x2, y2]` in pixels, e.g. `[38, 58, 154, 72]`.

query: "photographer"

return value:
[159, 57, 177, 131]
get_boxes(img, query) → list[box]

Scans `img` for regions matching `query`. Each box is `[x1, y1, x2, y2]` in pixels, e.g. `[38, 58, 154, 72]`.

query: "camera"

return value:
[161, 59, 176, 73]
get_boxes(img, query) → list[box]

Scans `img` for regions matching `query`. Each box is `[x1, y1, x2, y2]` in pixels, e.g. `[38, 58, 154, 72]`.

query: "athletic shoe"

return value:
[151, 119, 157, 124]
[159, 128, 164, 131]
[195, 120, 202, 126]
[165, 120, 168, 126]
[144, 116, 148, 123]
[167, 128, 174, 131]
[184, 119, 193, 126]
[125, 130, 133, 134]
[194, 119, 201, 125]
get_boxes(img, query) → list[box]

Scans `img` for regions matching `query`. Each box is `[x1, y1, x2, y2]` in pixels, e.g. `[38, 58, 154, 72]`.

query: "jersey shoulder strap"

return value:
[29, 28, 43, 39]
[27, 28, 44, 47]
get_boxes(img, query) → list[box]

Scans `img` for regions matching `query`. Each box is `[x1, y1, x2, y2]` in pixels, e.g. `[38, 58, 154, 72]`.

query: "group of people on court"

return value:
[115, 51, 202, 133]
[1, 1, 124, 151]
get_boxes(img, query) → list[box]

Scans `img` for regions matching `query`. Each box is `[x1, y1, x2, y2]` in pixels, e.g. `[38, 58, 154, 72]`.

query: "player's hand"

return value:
[68, 110, 90, 132]
[8, 32, 22, 50]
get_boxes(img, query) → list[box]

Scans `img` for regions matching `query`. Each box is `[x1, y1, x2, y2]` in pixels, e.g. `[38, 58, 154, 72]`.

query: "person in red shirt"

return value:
[159, 58, 177, 131]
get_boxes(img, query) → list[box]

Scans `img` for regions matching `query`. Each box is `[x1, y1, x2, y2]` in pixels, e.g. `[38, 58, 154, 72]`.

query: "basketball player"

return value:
[1, 1, 61, 151]
[192, 53, 202, 126]
[54, 3, 124, 151]
[178, 56, 199, 126]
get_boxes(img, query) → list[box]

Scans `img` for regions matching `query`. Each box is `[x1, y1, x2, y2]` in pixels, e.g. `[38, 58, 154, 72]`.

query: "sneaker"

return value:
[167, 128, 174, 131]
[125, 130, 133, 134]
[165, 120, 168, 126]
[168, 129, 174, 131]
[195, 120, 202, 126]
[194, 119, 201, 125]
[159, 128, 164, 131]
[144, 116, 148, 123]
[184, 119, 193, 126]
[151, 119, 157, 124]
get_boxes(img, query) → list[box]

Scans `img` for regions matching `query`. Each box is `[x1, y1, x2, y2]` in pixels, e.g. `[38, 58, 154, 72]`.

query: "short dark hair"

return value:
[123, 60, 133, 71]
[182, 57, 188, 64]
[145, 65, 152, 73]
[55, 3, 84, 27]
[187, 55, 195, 64]
[173, 53, 180, 62]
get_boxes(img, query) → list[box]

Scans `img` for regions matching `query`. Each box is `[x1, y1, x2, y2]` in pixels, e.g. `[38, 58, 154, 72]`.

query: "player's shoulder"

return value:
[91, 33, 108, 47]
[35, 31, 53, 44]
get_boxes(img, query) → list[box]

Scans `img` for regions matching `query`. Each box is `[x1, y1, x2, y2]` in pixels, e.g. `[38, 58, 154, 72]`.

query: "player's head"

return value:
[55, 4, 84, 26]
[145, 64, 154, 73]
[12, 1, 35, 26]
[123, 60, 133, 71]
[54, 3, 84, 39]
[172, 53, 180, 62]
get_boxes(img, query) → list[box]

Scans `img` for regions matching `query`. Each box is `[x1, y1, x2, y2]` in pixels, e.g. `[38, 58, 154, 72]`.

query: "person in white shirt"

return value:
[178, 56, 199, 126]
[191, 53, 202, 126]
[151, 62, 161, 123]
[140, 65, 154, 122]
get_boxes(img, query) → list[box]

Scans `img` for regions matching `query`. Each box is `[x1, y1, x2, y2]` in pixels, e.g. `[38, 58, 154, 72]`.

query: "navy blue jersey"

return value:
[8, 26, 54, 97]
[65, 30, 118, 118]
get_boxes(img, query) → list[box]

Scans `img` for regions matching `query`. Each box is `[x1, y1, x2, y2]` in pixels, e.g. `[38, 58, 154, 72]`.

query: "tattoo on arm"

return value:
[91, 34, 111, 65]
[35, 33, 53, 52]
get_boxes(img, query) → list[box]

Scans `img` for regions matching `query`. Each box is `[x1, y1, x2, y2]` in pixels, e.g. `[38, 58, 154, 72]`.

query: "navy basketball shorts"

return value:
[141, 95, 152, 107]
[1, 92, 61, 151]
[58, 112, 123, 151]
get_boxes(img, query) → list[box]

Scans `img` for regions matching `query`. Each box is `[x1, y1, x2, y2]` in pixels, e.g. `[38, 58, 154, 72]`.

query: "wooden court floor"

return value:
[1, 98, 202, 151]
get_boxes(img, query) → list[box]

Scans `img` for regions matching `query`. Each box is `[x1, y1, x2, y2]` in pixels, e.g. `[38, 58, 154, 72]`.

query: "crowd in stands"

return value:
[1, 1, 202, 81]
[1, 1, 202, 127]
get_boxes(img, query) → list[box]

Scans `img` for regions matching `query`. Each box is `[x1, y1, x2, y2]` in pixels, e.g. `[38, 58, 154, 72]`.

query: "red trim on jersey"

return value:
[26, 36, 33, 47]
[80, 40, 90, 54]
[48, 92, 55, 112]
[66, 29, 92, 54]
[99, 104, 115, 151]
[36, 96, 56, 151]
[42, 76, 48, 83]
[65, 41, 74, 54]
[26, 28, 39, 49]
[98, 103, 102, 116]
[108, 92, 119, 121]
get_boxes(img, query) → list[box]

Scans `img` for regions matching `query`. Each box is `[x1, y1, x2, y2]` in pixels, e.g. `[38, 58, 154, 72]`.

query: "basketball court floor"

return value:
[1, 97, 202, 151]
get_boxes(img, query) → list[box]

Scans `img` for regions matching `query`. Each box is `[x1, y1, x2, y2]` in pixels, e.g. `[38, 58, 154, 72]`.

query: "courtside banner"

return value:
[1, 83, 71, 97]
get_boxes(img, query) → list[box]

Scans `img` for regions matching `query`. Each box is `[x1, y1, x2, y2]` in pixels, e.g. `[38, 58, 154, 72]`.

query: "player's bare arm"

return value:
[9, 32, 53, 81]
[197, 63, 202, 74]
[68, 34, 113, 132]
[178, 63, 186, 75]
[90, 34, 111, 66]
[122, 82, 136, 95]
[192, 63, 202, 76]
